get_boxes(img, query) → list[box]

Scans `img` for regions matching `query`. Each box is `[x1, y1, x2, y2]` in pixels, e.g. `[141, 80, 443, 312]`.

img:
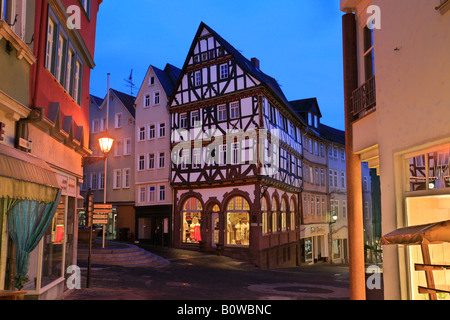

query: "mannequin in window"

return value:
[192, 216, 201, 242]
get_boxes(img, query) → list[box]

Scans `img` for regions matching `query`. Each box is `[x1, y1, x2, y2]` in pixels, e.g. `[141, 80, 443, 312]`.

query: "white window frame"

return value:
[92, 119, 99, 133]
[148, 153, 155, 170]
[230, 101, 240, 119]
[124, 138, 131, 155]
[153, 91, 160, 105]
[191, 110, 200, 127]
[180, 112, 188, 128]
[123, 168, 130, 189]
[158, 122, 166, 138]
[148, 124, 156, 140]
[195, 71, 201, 86]
[159, 185, 166, 202]
[99, 172, 104, 190]
[144, 94, 151, 108]
[113, 169, 121, 189]
[138, 126, 146, 142]
[115, 113, 123, 128]
[158, 152, 165, 168]
[138, 154, 145, 171]
[114, 139, 122, 157]
[138, 186, 146, 203]
[90, 172, 97, 190]
[220, 63, 229, 79]
[148, 186, 156, 203]
[217, 104, 227, 121]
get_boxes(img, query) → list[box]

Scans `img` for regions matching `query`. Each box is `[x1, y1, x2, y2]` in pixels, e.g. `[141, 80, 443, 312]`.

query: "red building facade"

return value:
[0, 0, 102, 299]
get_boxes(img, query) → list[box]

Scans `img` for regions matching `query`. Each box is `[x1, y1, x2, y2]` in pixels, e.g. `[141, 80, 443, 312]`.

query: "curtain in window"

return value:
[6, 190, 61, 290]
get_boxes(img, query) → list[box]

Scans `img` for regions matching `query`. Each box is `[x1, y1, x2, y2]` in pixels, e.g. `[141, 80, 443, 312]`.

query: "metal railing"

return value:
[352, 76, 376, 118]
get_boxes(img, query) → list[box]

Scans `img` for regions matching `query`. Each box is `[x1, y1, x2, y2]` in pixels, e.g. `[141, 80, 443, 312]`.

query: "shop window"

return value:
[289, 198, 296, 230]
[181, 197, 203, 244]
[262, 197, 268, 235]
[41, 195, 66, 288]
[226, 196, 250, 246]
[271, 196, 278, 232]
[212, 205, 220, 246]
[281, 199, 287, 232]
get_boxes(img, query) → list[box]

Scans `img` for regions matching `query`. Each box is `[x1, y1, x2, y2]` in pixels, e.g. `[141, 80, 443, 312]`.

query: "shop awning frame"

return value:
[381, 220, 450, 300]
[381, 220, 450, 246]
[0, 143, 60, 202]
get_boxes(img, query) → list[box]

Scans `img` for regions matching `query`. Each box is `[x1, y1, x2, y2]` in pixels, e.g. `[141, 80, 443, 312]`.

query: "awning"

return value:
[0, 143, 60, 203]
[381, 220, 450, 246]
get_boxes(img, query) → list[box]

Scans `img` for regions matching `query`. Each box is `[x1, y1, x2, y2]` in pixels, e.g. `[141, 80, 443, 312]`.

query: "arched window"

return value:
[290, 198, 296, 230]
[261, 197, 268, 235]
[212, 204, 220, 246]
[281, 198, 287, 232]
[271, 196, 278, 233]
[181, 197, 202, 243]
[226, 196, 250, 246]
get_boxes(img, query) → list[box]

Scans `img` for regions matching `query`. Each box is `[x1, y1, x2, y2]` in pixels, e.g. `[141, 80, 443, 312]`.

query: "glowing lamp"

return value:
[98, 134, 114, 154]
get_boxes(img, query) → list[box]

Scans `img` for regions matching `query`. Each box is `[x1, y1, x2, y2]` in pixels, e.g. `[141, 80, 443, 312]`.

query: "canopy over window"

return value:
[0, 143, 60, 202]
[381, 220, 450, 246]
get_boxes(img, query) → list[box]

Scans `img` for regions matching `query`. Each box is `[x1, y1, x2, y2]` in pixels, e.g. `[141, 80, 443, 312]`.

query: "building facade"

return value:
[341, 0, 450, 300]
[320, 123, 349, 264]
[83, 88, 136, 240]
[290, 98, 330, 264]
[134, 63, 180, 246]
[169, 22, 304, 268]
[0, 0, 101, 299]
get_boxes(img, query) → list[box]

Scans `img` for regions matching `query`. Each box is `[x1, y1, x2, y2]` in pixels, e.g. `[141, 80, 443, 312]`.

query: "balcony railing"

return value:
[352, 76, 376, 118]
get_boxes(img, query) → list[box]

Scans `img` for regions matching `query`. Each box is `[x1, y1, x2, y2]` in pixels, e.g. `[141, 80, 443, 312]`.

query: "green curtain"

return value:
[6, 190, 61, 290]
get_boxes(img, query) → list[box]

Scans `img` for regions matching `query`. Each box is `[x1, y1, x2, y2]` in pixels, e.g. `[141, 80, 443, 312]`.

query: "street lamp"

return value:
[99, 132, 114, 248]
[98, 132, 114, 155]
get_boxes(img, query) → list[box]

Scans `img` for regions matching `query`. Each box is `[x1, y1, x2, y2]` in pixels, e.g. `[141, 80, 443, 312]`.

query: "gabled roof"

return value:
[90, 94, 104, 107]
[169, 22, 305, 127]
[153, 63, 182, 97]
[110, 89, 136, 119]
[289, 98, 323, 117]
[319, 123, 345, 146]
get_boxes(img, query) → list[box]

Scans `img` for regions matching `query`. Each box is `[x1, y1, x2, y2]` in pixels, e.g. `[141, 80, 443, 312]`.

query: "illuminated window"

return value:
[226, 197, 250, 246]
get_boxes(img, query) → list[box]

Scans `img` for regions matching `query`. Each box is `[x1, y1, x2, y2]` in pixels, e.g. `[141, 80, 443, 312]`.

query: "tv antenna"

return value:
[124, 69, 136, 96]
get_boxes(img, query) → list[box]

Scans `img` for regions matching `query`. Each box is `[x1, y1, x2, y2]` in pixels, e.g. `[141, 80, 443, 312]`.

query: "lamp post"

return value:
[329, 210, 338, 264]
[98, 132, 114, 248]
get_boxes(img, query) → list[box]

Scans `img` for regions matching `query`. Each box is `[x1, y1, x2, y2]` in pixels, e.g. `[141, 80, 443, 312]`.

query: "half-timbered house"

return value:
[169, 22, 305, 268]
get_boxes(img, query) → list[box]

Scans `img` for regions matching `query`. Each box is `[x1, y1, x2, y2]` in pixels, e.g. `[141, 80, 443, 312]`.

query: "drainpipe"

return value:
[342, 11, 366, 300]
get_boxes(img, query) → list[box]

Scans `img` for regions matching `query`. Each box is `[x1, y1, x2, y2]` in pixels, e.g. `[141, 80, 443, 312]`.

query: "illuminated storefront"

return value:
[402, 145, 450, 300]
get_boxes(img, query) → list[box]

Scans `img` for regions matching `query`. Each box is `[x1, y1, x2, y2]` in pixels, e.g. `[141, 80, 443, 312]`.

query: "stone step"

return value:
[77, 242, 169, 268]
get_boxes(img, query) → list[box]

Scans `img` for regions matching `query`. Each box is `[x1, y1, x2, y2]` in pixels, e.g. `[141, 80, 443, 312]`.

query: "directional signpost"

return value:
[93, 204, 113, 248]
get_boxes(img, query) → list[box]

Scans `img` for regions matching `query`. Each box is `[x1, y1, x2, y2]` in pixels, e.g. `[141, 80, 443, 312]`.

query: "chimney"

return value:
[251, 57, 260, 69]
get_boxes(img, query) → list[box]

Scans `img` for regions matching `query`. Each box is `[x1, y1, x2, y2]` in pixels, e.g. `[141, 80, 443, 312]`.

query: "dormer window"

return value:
[308, 113, 313, 127]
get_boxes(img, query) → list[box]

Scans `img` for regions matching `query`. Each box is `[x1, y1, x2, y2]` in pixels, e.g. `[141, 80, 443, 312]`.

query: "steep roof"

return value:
[289, 97, 323, 117]
[90, 94, 104, 106]
[170, 22, 305, 127]
[111, 89, 136, 118]
[319, 123, 345, 146]
[152, 63, 182, 97]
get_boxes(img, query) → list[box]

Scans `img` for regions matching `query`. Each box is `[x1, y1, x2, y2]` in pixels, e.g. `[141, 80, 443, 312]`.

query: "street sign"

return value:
[93, 214, 108, 219]
[93, 209, 113, 214]
[92, 219, 108, 224]
[94, 204, 113, 209]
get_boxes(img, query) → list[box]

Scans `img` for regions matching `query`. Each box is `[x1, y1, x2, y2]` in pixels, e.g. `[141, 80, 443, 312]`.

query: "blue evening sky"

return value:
[89, 0, 345, 131]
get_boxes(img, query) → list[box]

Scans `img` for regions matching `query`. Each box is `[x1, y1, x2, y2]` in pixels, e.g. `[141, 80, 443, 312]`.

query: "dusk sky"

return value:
[89, 0, 345, 130]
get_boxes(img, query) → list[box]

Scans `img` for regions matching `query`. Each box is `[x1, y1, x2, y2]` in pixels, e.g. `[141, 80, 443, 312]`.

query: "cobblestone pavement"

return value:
[63, 245, 353, 301]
